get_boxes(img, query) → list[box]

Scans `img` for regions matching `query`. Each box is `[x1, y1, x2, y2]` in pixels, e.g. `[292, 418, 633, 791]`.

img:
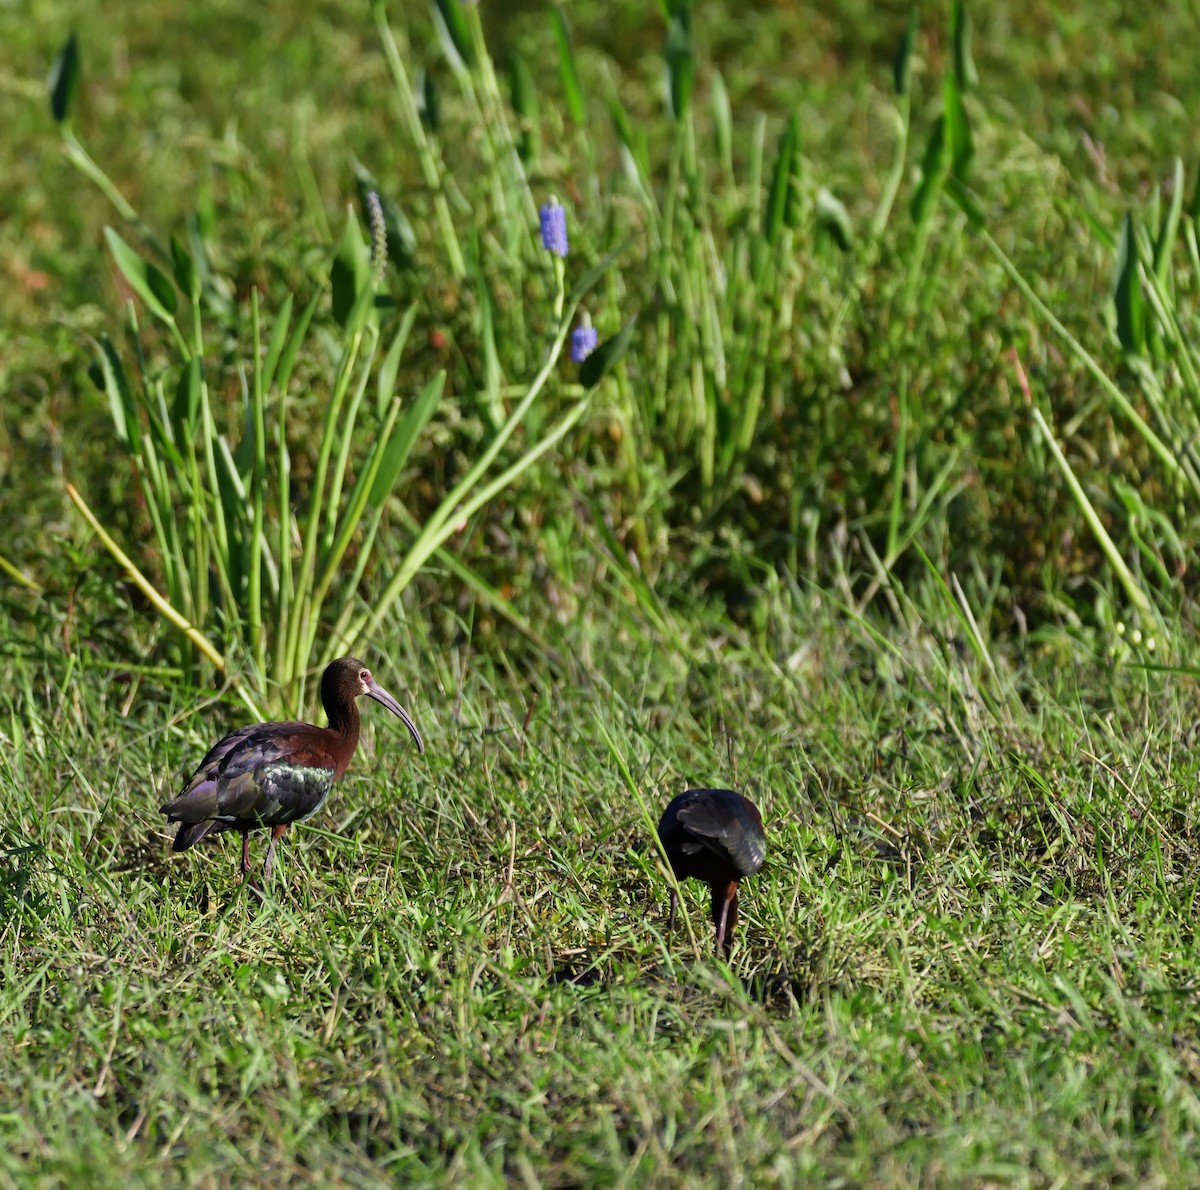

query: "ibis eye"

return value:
[360, 668, 371, 685]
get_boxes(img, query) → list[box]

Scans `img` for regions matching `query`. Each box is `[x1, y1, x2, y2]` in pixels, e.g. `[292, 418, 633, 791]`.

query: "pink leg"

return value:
[262, 823, 288, 880]
[712, 882, 739, 956]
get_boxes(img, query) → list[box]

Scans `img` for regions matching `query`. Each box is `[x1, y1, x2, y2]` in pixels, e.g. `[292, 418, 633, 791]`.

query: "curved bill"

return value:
[366, 679, 425, 754]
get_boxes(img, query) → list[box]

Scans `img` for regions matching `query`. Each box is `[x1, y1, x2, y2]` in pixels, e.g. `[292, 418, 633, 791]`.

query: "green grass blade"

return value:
[369, 372, 445, 507]
[1113, 213, 1146, 356]
[893, 9, 918, 97]
[763, 115, 798, 247]
[1031, 408, 1154, 621]
[552, 9, 586, 127]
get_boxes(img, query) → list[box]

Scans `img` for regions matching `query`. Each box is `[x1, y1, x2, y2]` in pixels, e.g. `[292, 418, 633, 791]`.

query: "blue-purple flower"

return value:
[571, 324, 598, 362]
[539, 199, 568, 257]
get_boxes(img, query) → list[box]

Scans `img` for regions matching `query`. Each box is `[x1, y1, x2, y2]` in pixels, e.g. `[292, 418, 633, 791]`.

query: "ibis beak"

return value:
[366, 679, 425, 754]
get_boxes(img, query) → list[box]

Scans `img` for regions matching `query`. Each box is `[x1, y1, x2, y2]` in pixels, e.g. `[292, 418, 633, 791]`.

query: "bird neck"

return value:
[324, 695, 362, 746]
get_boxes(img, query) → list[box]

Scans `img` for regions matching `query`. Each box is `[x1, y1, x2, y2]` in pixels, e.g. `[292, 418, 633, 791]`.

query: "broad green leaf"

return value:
[1113, 212, 1145, 355]
[170, 233, 198, 301]
[369, 372, 445, 506]
[94, 336, 138, 451]
[330, 206, 371, 330]
[553, 10, 586, 128]
[893, 10, 918, 97]
[942, 76, 973, 179]
[910, 116, 948, 223]
[580, 316, 638, 389]
[48, 33, 80, 123]
[104, 227, 178, 323]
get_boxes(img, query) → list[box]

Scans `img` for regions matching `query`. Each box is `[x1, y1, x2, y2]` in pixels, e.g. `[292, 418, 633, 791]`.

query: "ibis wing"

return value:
[677, 796, 766, 877]
[161, 722, 312, 824]
[249, 762, 337, 826]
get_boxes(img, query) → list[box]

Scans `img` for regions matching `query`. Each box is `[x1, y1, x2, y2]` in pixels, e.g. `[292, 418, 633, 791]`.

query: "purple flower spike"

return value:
[571, 325, 598, 362]
[539, 200, 568, 257]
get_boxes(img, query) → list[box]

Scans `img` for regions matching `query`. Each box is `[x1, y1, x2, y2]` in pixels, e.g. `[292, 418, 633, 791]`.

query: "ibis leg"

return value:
[262, 824, 288, 880]
[240, 829, 252, 879]
[712, 881, 739, 957]
[667, 887, 678, 932]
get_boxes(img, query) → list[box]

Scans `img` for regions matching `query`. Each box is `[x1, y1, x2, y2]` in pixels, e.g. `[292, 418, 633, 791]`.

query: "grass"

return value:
[5, 586, 1200, 1185]
[7, 0, 1200, 1184]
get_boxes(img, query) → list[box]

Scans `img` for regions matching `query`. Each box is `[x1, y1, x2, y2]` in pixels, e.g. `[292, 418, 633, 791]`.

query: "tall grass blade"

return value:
[664, 5, 694, 121]
[942, 76, 973, 179]
[1031, 408, 1154, 620]
[764, 115, 799, 247]
[552, 10, 586, 128]
[893, 10, 918, 97]
[508, 53, 540, 165]
[1152, 158, 1185, 288]
[432, 0, 474, 71]
[1113, 213, 1146, 356]
[951, 1, 978, 91]
[376, 304, 419, 421]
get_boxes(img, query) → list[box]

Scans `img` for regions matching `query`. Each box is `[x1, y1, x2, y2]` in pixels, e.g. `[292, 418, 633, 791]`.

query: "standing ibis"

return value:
[161, 657, 424, 883]
[657, 787, 766, 956]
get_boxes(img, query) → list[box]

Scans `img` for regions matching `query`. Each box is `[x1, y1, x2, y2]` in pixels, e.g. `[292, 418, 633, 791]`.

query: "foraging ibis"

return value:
[161, 657, 423, 882]
[657, 787, 766, 956]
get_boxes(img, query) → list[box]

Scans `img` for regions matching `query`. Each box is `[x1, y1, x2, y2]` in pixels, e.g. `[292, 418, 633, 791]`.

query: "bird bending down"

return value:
[657, 787, 766, 956]
[161, 657, 424, 883]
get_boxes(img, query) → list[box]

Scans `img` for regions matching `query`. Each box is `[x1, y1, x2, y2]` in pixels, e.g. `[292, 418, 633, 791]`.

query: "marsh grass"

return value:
[4, 582, 1200, 1185]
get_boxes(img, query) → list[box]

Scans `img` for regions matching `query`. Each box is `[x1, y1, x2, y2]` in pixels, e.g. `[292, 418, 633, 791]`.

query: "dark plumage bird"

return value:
[657, 787, 766, 956]
[161, 657, 424, 882]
